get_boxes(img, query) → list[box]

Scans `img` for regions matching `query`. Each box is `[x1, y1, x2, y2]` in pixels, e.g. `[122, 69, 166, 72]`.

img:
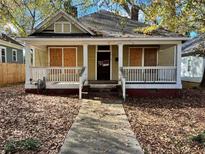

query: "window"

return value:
[12, 49, 17, 62]
[188, 59, 192, 72]
[0, 47, 6, 63]
[54, 22, 71, 33]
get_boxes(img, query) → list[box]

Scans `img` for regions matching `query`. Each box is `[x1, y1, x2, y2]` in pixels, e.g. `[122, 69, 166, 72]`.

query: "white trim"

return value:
[83, 44, 88, 81]
[126, 83, 182, 89]
[62, 48, 64, 67]
[0, 46, 7, 63]
[19, 37, 189, 42]
[54, 22, 71, 33]
[95, 45, 112, 80]
[176, 44, 182, 87]
[142, 48, 144, 66]
[174, 45, 177, 66]
[25, 45, 31, 85]
[118, 44, 123, 82]
[34, 10, 95, 35]
[12, 49, 18, 62]
[48, 47, 78, 67]
[48, 48, 50, 66]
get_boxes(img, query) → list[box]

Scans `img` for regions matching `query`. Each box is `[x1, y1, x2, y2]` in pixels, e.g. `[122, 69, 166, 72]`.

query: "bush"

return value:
[192, 131, 205, 145]
[4, 138, 40, 153]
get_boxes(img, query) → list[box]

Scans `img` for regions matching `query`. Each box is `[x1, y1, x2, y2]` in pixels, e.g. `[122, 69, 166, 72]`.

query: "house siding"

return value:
[158, 46, 175, 66]
[88, 45, 96, 80]
[44, 17, 84, 33]
[35, 48, 48, 66]
[0, 44, 23, 64]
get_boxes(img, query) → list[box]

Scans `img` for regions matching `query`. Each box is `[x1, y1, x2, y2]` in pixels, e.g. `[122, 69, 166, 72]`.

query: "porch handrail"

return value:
[123, 66, 177, 69]
[122, 66, 177, 83]
[120, 67, 126, 101]
[79, 67, 86, 99]
[30, 66, 83, 83]
[30, 66, 82, 69]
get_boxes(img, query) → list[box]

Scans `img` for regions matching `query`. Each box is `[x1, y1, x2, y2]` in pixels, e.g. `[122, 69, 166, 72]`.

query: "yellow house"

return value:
[19, 10, 188, 100]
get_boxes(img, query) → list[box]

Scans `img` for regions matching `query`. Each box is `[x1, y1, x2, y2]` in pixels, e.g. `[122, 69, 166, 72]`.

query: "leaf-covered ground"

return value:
[124, 89, 205, 153]
[0, 85, 81, 154]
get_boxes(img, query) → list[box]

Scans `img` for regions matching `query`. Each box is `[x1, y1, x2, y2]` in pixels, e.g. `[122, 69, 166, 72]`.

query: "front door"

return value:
[97, 52, 110, 80]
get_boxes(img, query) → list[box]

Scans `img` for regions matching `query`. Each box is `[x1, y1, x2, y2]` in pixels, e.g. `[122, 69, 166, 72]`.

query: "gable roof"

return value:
[31, 10, 95, 36]
[29, 10, 186, 39]
[0, 33, 23, 46]
[182, 34, 205, 56]
[79, 10, 184, 38]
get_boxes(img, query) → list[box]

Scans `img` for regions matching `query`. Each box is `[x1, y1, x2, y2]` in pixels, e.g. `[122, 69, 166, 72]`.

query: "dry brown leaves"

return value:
[0, 85, 81, 154]
[124, 89, 205, 154]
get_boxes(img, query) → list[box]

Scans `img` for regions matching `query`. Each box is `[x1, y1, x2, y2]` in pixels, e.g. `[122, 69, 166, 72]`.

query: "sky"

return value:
[76, 1, 145, 22]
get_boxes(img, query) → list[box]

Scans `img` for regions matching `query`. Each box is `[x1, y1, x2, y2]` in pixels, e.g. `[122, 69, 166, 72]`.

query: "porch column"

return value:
[118, 44, 123, 83]
[83, 44, 88, 80]
[176, 43, 182, 88]
[25, 45, 31, 86]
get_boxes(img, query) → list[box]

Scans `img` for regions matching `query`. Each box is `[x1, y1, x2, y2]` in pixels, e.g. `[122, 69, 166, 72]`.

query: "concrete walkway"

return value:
[60, 98, 143, 154]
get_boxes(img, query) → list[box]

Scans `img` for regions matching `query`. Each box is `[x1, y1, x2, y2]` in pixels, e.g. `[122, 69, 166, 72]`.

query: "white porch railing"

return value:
[122, 66, 177, 83]
[30, 67, 82, 83]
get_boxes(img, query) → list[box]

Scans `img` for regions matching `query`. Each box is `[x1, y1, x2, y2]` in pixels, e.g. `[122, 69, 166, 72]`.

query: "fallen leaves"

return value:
[0, 85, 81, 154]
[124, 89, 205, 153]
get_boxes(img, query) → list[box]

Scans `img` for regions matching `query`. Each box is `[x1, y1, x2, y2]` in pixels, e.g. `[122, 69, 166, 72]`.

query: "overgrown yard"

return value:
[0, 85, 80, 154]
[124, 89, 205, 153]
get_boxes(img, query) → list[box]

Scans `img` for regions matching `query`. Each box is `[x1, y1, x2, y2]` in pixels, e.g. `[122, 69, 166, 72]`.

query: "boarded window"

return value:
[50, 48, 62, 66]
[64, 48, 76, 66]
[144, 48, 157, 66]
[129, 48, 142, 66]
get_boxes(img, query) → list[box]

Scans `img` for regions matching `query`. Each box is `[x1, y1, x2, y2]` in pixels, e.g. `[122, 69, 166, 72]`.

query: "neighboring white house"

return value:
[181, 34, 205, 83]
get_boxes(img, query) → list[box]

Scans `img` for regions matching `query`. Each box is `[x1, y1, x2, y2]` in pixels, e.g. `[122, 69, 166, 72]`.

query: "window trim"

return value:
[0, 46, 7, 63]
[12, 49, 18, 62]
[54, 22, 71, 33]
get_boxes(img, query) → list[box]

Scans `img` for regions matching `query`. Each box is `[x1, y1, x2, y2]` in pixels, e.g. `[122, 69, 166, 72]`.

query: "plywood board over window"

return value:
[144, 48, 157, 66]
[50, 48, 62, 66]
[64, 48, 77, 66]
[129, 48, 142, 66]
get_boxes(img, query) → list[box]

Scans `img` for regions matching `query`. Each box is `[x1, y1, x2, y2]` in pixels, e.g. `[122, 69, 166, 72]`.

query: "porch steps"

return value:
[82, 84, 122, 99]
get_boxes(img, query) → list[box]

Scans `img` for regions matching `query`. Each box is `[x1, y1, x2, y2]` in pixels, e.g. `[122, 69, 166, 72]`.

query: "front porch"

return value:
[24, 42, 182, 100]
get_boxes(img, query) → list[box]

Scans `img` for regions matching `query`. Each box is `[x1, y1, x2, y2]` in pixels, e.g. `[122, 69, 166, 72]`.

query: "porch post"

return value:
[25, 45, 31, 86]
[83, 44, 88, 81]
[118, 44, 123, 83]
[176, 43, 182, 88]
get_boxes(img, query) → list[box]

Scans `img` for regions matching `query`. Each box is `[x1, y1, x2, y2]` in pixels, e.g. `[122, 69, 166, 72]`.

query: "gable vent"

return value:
[54, 22, 71, 33]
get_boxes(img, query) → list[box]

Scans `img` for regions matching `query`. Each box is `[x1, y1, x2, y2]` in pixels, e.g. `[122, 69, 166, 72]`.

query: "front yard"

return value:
[124, 89, 205, 153]
[0, 85, 80, 154]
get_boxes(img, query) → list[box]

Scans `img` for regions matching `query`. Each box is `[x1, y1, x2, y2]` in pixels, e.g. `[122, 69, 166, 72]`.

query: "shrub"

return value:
[4, 138, 40, 153]
[192, 131, 205, 145]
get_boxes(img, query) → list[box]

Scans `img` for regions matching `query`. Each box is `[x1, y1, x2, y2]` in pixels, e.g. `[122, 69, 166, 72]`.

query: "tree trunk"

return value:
[200, 67, 205, 87]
